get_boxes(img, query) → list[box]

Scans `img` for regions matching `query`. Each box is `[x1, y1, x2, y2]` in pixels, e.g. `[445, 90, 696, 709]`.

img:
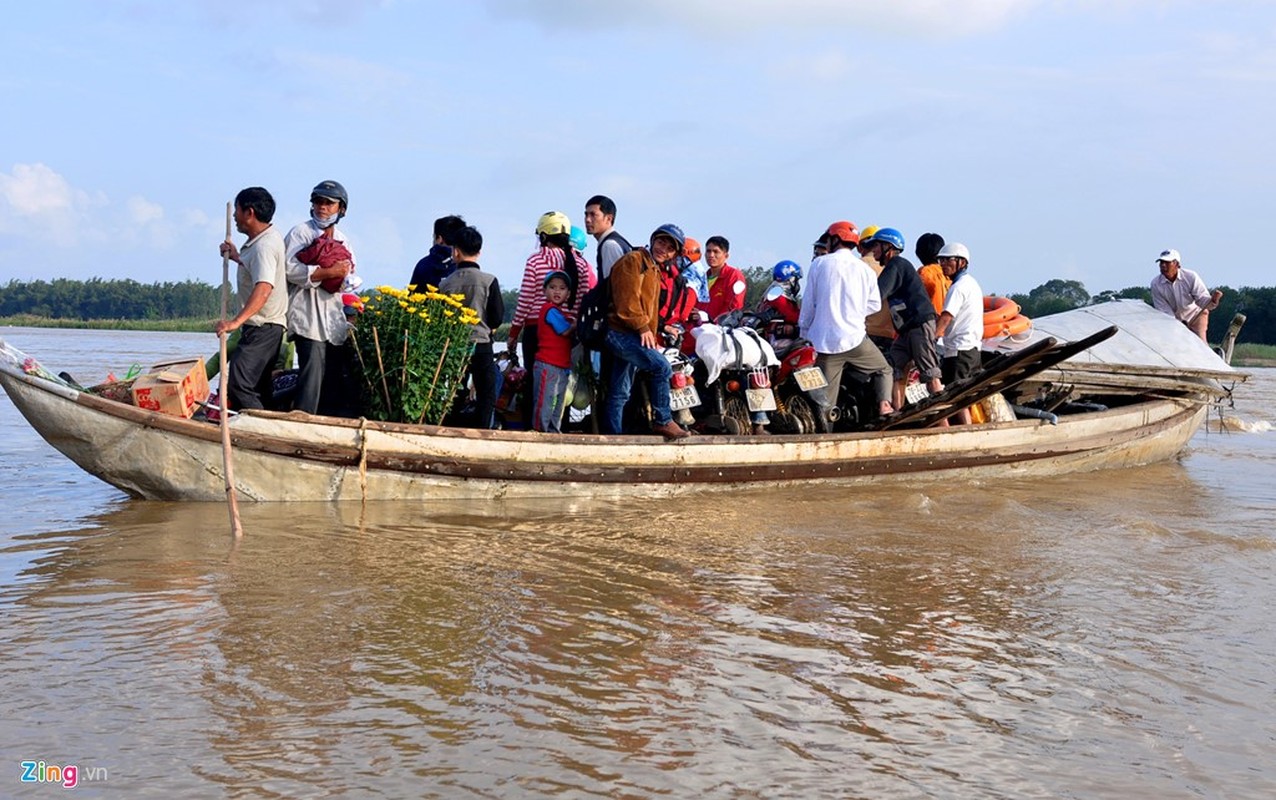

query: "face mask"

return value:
[312, 210, 339, 228]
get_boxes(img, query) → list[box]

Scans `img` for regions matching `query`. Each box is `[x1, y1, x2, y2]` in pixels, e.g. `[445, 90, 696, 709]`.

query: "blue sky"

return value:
[2, 1, 1273, 299]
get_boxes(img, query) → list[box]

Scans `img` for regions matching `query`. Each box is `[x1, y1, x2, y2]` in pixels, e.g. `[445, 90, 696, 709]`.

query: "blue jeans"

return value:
[604, 328, 672, 433]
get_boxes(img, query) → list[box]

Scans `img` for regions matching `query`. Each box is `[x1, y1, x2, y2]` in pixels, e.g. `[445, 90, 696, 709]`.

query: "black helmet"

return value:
[310, 180, 348, 211]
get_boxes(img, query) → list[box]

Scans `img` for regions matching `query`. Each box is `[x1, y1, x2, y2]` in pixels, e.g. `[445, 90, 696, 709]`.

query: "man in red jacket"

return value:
[697, 235, 748, 322]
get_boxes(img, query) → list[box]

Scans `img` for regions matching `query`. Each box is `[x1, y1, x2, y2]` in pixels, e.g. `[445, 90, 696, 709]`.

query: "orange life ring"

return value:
[983, 295, 1019, 324]
[983, 313, 1033, 340]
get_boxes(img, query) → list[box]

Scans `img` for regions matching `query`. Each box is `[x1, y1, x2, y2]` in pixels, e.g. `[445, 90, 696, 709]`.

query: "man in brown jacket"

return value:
[601, 224, 690, 439]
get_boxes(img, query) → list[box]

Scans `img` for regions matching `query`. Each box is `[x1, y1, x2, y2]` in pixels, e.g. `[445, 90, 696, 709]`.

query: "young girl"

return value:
[533, 271, 576, 433]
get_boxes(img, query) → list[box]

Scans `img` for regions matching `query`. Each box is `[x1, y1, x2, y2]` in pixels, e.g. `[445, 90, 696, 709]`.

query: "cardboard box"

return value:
[131, 359, 210, 418]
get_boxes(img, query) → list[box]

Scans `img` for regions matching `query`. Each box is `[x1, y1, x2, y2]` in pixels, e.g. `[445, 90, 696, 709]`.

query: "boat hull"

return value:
[1, 367, 1209, 502]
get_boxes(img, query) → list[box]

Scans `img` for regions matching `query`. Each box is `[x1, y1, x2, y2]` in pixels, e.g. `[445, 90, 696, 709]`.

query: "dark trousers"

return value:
[317, 341, 361, 418]
[516, 326, 539, 428]
[471, 344, 499, 429]
[294, 336, 328, 414]
[227, 323, 284, 410]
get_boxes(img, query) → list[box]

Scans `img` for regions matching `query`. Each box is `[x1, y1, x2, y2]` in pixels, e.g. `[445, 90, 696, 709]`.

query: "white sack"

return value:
[692, 324, 779, 386]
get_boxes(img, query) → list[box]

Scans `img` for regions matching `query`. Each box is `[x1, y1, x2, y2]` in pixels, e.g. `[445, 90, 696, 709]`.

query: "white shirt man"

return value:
[1150, 249, 1221, 342]
[799, 222, 894, 419]
[800, 249, 880, 355]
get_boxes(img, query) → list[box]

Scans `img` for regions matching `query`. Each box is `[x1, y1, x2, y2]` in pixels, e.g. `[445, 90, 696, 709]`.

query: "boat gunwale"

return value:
[3, 362, 1207, 477]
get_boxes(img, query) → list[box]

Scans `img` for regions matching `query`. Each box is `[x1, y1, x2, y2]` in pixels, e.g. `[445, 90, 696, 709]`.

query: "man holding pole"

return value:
[216, 187, 288, 410]
[1150, 248, 1222, 342]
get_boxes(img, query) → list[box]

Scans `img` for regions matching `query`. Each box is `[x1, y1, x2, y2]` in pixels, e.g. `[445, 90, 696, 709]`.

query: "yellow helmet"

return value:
[859, 225, 880, 243]
[536, 211, 571, 237]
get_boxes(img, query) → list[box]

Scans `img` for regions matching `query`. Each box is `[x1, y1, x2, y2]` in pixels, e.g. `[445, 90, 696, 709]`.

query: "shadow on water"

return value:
[1, 476, 1273, 798]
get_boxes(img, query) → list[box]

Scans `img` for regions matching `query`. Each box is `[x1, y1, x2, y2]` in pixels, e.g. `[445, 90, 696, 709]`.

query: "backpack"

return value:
[576, 278, 610, 351]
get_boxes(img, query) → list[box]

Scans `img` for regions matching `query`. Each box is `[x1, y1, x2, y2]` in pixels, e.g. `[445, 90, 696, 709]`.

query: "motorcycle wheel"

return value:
[770, 408, 799, 435]
[723, 395, 751, 436]
[785, 393, 819, 435]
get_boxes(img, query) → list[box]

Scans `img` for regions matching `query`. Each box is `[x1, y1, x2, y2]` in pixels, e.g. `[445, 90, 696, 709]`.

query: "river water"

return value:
[0, 327, 1272, 798]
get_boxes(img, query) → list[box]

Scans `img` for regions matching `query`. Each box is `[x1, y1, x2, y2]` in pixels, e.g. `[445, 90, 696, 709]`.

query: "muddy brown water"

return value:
[1, 327, 1273, 798]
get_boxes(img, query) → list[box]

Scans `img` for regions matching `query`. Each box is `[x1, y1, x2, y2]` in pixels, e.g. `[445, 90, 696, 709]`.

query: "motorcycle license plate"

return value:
[745, 388, 777, 412]
[904, 381, 931, 405]
[670, 385, 701, 411]
[793, 366, 828, 391]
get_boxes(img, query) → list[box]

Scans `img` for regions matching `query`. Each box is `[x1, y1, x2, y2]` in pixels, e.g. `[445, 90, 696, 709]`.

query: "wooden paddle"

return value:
[219, 201, 243, 538]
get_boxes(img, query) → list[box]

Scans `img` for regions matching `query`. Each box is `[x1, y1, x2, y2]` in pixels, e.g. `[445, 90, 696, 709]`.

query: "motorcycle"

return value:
[693, 310, 778, 435]
[664, 345, 701, 428]
[621, 326, 703, 433]
[755, 282, 833, 434]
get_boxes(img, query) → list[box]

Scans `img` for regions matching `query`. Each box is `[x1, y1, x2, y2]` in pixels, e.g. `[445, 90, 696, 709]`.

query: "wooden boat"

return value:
[0, 302, 1245, 502]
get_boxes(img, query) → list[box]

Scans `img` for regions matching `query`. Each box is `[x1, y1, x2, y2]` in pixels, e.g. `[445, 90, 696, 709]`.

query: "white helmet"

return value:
[937, 242, 971, 262]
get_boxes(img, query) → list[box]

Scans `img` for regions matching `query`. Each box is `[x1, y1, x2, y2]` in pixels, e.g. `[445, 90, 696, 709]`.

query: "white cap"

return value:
[1156, 248, 1181, 263]
[937, 242, 971, 262]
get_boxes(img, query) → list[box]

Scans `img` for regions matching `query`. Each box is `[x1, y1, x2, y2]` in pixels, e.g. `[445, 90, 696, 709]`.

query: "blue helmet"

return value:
[569, 225, 588, 253]
[866, 227, 905, 252]
[651, 223, 686, 251]
[773, 260, 802, 282]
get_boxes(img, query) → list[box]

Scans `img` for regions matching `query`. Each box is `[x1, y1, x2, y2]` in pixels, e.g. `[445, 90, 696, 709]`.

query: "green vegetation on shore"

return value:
[1230, 343, 1276, 368]
[0, 314, 212, 332]
[6, 276, 1276, 348]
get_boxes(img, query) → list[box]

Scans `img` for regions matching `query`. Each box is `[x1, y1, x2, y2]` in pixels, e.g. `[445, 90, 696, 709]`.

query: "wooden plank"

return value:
[871, 326, 1119, 431]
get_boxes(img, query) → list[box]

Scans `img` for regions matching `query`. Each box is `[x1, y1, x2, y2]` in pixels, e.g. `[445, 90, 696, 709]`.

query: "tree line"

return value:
[4, 275, 1274, 344]
[0, 278, 219, 320]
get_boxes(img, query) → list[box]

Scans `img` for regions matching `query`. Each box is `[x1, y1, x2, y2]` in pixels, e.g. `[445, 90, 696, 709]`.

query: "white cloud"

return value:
[0, 163, 206, 262]
[0, 162, 87, 216]
[0, 163, 105, 247]
[127, 196, 164, 225]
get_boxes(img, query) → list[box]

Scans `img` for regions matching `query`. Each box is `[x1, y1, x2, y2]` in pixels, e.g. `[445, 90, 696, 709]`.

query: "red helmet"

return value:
[825, 220, 860, 246]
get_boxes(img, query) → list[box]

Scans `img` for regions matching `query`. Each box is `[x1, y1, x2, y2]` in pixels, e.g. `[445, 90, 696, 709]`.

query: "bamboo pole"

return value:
[347, 329, 377, 395]
[219, 201, 243, 538]
[371, 325, 393, 412]
[418, 339, 451, 424]
[400, 329, 409, 395]
[435, 343, 473, 427]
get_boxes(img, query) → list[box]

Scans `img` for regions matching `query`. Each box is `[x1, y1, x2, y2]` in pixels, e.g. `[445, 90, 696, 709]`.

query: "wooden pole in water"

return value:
[220, 201, 243, 538]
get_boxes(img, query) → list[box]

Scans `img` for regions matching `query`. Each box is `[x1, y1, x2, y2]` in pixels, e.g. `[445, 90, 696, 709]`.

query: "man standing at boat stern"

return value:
[216, 187, 288, 410]
[799, 221, 894, 425]
[284, 180, 357, 415]
[1150, 248, 1222, 342]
